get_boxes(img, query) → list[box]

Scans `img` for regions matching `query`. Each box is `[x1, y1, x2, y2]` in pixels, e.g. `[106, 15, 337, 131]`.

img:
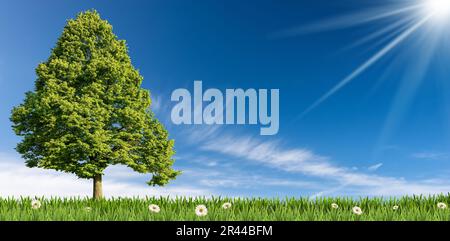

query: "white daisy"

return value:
[31, 199, 41, 210]
[222, 202, 232, 209]
[195, 204, 208, 216]
[437, 202, 447, 209]
[392, 205, 399, 211]
[148, 204, 161, 213]
[331, 203, 339, 209]
[352, 206, 363, 215]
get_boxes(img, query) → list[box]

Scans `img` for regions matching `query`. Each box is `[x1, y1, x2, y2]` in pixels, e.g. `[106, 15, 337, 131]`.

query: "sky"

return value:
[1, 0, 450, 198]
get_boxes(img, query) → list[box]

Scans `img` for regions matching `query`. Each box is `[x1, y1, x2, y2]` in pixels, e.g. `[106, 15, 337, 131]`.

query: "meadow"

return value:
[1, 195, 450, 221]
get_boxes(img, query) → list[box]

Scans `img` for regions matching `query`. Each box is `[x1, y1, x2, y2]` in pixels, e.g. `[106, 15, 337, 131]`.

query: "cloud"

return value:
[368, 163, 383, 171]
[309, 184, 348, 200]
[201, 135, 450, 196]
[0, 153, 212, 198]
[182, 168, 318, 190]
[412, 152, 450, 160]
[5, 131, 450, 198]
[178, 124, 223, 144]
[202, 136, 347, 181]
[150, 94, 162, 113]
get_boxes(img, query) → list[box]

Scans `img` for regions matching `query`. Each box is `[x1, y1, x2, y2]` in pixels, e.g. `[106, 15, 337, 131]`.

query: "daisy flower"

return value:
[392, 205, 399, 211]
[148, 204, 161, 213]
[437, 202, 447, 209]
[352, 206, 363, 215]
[195, 204, 208, 217]
[31, 199, 41, 210]
[331, 203, 339, 209]
[222, 202, 232, 209]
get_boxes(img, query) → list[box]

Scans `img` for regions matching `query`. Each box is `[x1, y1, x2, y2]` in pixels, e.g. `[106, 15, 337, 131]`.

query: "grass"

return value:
[1, 195, 450, 221]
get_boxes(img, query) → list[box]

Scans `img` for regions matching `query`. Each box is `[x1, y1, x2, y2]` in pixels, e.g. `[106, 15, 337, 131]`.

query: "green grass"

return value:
[1, 195, 450, 221]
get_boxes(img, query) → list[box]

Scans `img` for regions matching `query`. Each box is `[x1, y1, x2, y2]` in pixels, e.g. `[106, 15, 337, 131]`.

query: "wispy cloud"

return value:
[368, 163, 383, 172]
[178, 124, 223, 144]
[201, 135, 450, 196]
[150, 94, 162, 113]
[412, 152, 450, 160]
[182, 168, 319, 190]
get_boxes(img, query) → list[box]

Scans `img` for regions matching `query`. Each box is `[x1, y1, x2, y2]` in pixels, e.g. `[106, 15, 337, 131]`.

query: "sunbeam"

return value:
[298, 15, 432, 119]
[342, 14, 418, 51]
[294, 0, 450, 119]
[272, 3, 423, 38]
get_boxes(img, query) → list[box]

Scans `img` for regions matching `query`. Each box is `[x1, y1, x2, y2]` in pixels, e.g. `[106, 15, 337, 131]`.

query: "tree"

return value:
[10, 10, 179, 199]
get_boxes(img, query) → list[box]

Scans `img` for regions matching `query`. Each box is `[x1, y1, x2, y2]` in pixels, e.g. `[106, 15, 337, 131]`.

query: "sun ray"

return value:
[356, 18, 419, 56]
[372, 16, 443, 158]
[297, 15, 432, 119]
[272, 3, 424, 38]
[342, 14, 418, 51]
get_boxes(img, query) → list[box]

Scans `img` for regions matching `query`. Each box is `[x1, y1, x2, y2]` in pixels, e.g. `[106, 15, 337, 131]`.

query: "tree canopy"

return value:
[11, 10, 179, 194]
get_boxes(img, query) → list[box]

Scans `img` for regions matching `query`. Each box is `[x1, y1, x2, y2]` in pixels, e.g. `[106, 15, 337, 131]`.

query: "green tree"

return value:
[10, 10, 179, 199]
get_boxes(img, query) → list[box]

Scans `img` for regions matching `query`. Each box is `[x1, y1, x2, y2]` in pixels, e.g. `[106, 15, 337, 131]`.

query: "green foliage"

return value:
[1, 195, 450, 221]
[10, 10, 179, 185]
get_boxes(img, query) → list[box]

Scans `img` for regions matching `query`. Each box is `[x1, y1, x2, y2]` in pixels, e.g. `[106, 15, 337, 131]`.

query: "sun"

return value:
[423, 0, 450, 20]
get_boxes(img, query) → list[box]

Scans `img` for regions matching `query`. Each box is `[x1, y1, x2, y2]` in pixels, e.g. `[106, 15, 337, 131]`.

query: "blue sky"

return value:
[1, 0, 450, 197]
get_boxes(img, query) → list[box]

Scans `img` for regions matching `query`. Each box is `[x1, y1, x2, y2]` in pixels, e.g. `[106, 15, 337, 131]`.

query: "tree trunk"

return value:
[93, 174, 103, 199]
